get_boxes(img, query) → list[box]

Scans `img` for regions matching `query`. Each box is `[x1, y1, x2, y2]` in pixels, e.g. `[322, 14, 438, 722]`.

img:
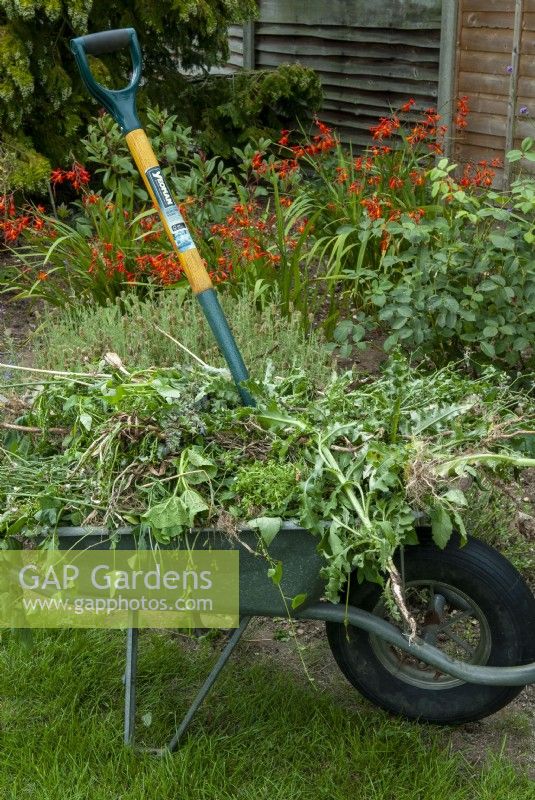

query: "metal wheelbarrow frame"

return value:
[55, 523, 535, 754]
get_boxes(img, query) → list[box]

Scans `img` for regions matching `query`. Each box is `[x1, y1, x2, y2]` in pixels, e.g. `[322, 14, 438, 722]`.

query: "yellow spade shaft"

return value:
[125, 128, 213, 295]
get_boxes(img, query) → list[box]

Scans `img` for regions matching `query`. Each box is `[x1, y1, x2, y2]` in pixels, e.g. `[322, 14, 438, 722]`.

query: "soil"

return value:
[1, 293, 534, 781]
[0, 295, 38, 367]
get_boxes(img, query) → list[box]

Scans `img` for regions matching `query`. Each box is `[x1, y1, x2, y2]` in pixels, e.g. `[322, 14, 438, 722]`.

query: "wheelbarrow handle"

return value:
[70, 28, 142, 134]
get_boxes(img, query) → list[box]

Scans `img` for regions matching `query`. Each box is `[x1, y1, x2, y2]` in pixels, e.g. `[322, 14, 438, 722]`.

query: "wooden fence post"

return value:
[243, 20, 256, 70]
[437, 0, 459, 161]
[504, 0, 524, 188]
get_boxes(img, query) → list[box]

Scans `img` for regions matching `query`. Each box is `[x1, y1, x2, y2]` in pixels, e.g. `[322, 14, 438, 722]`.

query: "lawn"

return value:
[0, 626, 533, 800]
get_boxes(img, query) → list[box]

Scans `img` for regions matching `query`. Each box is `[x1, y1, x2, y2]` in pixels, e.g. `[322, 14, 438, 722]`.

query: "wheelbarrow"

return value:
[56, 28, 535, 752]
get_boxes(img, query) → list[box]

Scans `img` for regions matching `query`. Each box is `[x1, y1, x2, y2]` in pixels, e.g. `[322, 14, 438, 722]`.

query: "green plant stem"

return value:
[437, 453, 535, 476]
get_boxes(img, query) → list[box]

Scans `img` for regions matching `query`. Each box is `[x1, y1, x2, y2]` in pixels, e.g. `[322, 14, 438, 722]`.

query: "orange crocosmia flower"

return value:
[454, 96, 470, 130]
[278, 129, 290, 146]
[407, 125, 427, 145]
[388, 176, 404, 190]
[409, 171, 426, 186]
[50, 168, 65, 184]
[408, 209, 425, 223]
[401, 98, 416, 112]
[360, 197, 383, 221]
[314, 118, 332, 136]
[370, 116, 400, 141]
[457, 96, 469, 115]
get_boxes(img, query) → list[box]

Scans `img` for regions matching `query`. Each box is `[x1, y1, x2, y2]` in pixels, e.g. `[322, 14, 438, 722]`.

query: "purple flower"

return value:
[506, 65, 513, 74]
[519, 105, 529, 116]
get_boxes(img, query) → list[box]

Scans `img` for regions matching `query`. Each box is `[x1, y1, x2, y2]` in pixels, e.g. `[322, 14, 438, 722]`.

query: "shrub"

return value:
[81, 107, 239, 223]
[181, 65, 323, 158]
[0, 0, 257, 190]
[329, 163, 535, 371]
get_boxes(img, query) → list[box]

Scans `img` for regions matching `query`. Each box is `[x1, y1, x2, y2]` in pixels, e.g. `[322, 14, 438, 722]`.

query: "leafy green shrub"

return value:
[31, 288, 333, 385]
[82, 107, 239, 223]
[330, 166, 535, 370]
[181, 65, 323, 158]
[0, 0, 256, 190]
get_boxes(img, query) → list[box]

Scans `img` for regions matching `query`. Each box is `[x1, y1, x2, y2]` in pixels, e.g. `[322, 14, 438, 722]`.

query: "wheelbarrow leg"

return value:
[123, 626, 139, 747]
[166, 616, 251, 753]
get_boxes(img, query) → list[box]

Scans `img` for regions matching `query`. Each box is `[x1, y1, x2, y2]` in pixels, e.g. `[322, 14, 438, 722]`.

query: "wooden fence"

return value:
[219, 1, 535, 183]
[222, 0, 446, 146]
[455, 0, 535, 183]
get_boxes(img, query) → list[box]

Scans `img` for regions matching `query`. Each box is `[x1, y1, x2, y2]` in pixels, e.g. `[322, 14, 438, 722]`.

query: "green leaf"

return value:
[480, 341, 496, 358]
[180, 488, 209, 525]
[482, 326, 498, 338]
[184, 447, 217, 482]
[79, 413, 92, 431]
[489, 234, 515, 251]
[333, 320, 354, 343]
[383, 334, 398, 351]
[328, 528, 345, 556]
[507, 149, 523, 162]
[430, 505, 453, 549]
[371, 294, 386, 307]
[352, 324, 366, 343]
[452, 510, 467, 542]
[151, 379, 182, 401]
[143, 497, 187, 530]
[291, 593, 308, 610]
[249, 516, 282, 546]
[119, 177, 133, 198]
[514, 337, 529, 351]
[442, 489, 467, 507]
[478, 280, 497, 292]
[267, 561, 283, 586]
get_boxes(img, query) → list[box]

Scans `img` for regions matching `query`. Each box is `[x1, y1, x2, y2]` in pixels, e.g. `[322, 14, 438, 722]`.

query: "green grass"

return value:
[0, 629, 532, 800]
[31, 288, 333, 385]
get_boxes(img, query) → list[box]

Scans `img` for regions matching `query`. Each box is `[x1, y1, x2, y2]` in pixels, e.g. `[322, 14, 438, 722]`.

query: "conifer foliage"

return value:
[0, 0, 256, 190]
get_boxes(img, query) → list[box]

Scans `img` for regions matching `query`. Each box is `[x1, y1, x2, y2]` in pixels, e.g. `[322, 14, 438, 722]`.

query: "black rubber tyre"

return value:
[326, 531, 535, 724]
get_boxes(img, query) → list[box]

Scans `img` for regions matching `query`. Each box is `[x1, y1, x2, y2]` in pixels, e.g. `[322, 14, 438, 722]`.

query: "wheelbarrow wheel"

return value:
[326, 531, 535, 724]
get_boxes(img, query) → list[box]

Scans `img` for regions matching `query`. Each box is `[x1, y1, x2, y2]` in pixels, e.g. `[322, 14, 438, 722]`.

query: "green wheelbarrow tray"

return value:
[51, 523, 535, 754]
[55, 522, 326, 618]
